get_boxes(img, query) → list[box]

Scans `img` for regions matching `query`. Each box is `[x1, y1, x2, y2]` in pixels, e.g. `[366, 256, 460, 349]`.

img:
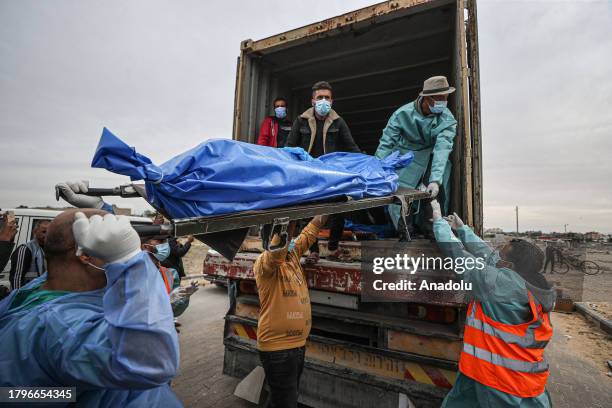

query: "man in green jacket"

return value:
[431, 201, 555, 408]
[375, 76, 457, 233]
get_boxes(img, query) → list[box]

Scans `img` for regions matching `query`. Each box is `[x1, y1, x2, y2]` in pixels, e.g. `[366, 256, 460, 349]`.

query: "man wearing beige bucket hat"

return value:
[375, 75, 457, 234]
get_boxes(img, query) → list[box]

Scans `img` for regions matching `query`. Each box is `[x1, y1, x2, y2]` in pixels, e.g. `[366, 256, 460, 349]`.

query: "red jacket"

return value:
[257, 116, 279, 147]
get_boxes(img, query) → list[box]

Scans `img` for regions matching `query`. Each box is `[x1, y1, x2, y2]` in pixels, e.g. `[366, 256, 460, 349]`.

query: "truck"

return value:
[204, 0, 482, 406]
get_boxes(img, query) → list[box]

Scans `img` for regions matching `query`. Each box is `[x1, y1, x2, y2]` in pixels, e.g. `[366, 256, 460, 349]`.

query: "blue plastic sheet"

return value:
[91, 128, 413, 219]
[344, 220, 397, 239]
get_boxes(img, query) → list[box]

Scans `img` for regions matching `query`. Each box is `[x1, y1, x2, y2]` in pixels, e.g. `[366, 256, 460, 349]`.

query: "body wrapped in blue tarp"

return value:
[91, 128, 414, 219]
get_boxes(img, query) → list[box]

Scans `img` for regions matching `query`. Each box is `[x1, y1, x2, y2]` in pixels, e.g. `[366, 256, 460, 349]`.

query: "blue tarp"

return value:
[91, 128, 414, 219]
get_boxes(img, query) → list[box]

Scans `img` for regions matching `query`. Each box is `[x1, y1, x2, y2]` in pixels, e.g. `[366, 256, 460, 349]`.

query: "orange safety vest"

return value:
[159, 266, 172, 294]
[459, 291, 553, 398]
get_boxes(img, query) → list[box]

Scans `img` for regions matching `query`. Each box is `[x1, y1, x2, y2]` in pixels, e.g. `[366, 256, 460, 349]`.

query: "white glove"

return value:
[56, 181, 105, 209]
[169, 282, 199, 303]
[430, 200, 442, 221]
[72, 212, 141, 263]
[426, 182, 439, 198]
[443, 212, 464, 230]
[169, 288, 185, 304]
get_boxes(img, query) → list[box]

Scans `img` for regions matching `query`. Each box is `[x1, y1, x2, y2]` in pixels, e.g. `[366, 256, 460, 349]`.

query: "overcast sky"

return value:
[1, 0, 610, 233]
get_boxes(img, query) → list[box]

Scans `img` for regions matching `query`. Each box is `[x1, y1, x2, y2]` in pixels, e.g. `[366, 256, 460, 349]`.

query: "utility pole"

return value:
[515, 206, 519, 234]
[564, 224, 569, 233]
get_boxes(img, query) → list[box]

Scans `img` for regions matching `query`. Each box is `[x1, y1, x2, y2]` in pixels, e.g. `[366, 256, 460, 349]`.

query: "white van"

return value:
[0, 208, 152, 289]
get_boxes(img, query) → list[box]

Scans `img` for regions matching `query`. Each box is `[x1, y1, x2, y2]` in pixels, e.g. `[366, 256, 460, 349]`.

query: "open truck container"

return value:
[208, 0, 482, 406]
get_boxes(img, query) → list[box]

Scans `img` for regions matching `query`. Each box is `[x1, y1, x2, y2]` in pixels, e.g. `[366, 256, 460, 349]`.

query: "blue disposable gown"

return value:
[375, 99, 457, 227]
[433, 220, 553, 408]
[0, 252, 182, 407]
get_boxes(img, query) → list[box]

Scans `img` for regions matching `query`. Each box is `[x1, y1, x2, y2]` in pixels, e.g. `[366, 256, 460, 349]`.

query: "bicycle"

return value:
[550, 249, 601, 275]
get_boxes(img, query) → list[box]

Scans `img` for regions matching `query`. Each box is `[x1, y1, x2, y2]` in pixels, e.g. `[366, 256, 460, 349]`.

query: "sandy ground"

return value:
[551, 311, 612, 378]
[547, 271, 612, 303]
[542, 245, 612, 303]
[584, 301, 612, 321]
[182, 240, 209, 276]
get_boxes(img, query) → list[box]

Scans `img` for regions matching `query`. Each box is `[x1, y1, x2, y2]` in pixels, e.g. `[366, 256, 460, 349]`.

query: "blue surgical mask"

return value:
[314, 99, 332, 116]
[153, 242, 171, 262]
[288, 238, 296, 252]
[274, 106, 287, 119]
[429, 100, 447, 114]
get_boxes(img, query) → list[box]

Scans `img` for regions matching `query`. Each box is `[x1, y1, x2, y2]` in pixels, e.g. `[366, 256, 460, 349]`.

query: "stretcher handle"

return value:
[55, 185, 143, 201]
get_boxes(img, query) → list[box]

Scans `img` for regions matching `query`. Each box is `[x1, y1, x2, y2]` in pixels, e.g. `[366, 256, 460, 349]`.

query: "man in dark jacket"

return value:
[162, 236, 194, 278]
[257, 97, 292, 148]
[287, 81, 360, 263]
[9, 219, 49, 290]
[286, 81, 359, 156]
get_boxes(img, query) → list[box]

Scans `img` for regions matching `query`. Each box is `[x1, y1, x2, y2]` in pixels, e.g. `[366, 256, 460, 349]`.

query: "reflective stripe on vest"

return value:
[459, 291, 553, 397]
[462, 343, 549, 373]
[465, 300, 550, 349]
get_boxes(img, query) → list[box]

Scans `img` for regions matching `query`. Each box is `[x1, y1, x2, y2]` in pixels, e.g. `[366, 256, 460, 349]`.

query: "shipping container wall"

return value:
[233, 0, 481, 231]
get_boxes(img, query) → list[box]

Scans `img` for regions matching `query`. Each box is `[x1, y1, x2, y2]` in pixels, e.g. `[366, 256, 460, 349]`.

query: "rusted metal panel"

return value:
[235, 302, 260, 320]
[309, 290, 359, 310]
[307, 339, 456, 389]
[227, 322, 457, 390]
[466, 0, 483, 236]
[203, 251, 257, 280]
[243, 0, 441, 54]
[235, 295, 462, 339]
[233, 49, 249, 141]
[305, 260, 362, 294]
[387, 330, 461, 361]
[223, 337, 449, 407]
[457, 0, 474, 229]
[204, 250, 362, 294]
[204, 249, 468, 305]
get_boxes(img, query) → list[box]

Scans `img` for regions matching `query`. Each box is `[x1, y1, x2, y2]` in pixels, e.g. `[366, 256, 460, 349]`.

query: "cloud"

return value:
[478, 0, 612, 233]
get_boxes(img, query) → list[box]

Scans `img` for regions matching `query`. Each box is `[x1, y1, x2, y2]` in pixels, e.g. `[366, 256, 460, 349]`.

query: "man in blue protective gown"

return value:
[375, 76, 457, 236]
[0, 208, 182, 407]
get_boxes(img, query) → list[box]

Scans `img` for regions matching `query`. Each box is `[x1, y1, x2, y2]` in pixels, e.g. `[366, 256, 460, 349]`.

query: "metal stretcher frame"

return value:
[170, 188, 430, 237]
[56, 183, 429, 259]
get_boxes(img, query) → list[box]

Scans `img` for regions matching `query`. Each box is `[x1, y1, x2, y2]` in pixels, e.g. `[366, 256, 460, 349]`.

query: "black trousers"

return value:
[259, 346, 306, 408]
[309, 214, 345, 253]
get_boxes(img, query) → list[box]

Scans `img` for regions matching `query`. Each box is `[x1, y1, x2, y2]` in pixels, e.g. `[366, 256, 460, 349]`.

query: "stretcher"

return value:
[56, 184, 429, 260]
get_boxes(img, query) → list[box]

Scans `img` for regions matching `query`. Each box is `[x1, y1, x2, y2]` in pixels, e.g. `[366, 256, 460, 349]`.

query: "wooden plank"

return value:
[387, 330, 461, 362]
